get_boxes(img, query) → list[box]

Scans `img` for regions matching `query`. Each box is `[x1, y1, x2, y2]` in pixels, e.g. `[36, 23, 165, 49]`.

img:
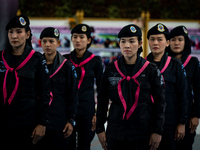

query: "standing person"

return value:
[64, 24, 103, 150]
[168, 26, 200, 150]
[96, 24, 166, 150]
[0, 15, 50, 150]
[146, 23, 188, 150]
[38, 27, 78, 149]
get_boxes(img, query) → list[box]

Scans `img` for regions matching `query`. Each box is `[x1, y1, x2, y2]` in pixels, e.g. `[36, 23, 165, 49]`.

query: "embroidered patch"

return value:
[181, 64, 187, 77]
[157, 24, 165, 32]
[72, 66, 77, 78]
[183, 27, 188, 34]
[81, 26, 87, 32]
[54, 28, 59, 37]
[108, 77, 122, 86]
[19, 17, 26, 26]
[130, 26, 137, 33]
[0, 61, 6, 72]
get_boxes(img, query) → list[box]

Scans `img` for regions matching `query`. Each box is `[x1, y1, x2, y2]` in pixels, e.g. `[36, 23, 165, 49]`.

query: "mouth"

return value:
[124, 50, 131, 53]
[45, 48, 51, 51]
[153, 47, 159, 50]
[75, 44, 81, 47]
[11, 41, 18, 44]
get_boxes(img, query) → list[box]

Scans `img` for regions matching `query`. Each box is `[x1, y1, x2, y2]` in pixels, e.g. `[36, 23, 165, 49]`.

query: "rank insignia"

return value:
[81, 25, 87, 32]
[54, 28, 59, 37]
[157, 24, 165, 32]
[19, 17, 26, 26]
[130, 26, 137, 33]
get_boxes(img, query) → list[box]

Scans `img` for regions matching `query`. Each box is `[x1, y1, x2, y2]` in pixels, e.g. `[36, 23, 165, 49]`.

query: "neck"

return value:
[75, 48, 86, 58]
[124, 54, 137, 64]
[12, 46, 25, 56]
[45, 51, 57, 64]
[174, 54, 182, 60]
[152, 51, 164, 62]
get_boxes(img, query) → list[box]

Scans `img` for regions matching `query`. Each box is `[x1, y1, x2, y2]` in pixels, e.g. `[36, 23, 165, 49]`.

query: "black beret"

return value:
[169, 26, 188, 39]
[71, 24, 91, 36]
[118, 24, 142, 38]
[40, 27, 60, 39]
[147, 23, 169, 40]
[6, 15, 30, 31]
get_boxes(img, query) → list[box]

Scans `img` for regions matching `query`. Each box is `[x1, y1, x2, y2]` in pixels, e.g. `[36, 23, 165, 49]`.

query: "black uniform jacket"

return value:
[0, 44, 50, 127]
[64, 50, 103, 115]
[96, 55, 166, 141]
[46, 51, 78, 130]
[181, 55, 200, 119]
[147, 53, 188, 125]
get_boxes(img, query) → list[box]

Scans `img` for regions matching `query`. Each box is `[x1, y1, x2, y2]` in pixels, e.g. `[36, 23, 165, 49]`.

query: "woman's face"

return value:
[148, 34, 169, 55]
[119, 36, 142, 59]
[41, 37, 60, 55]
[71, 33, 91, 51]
[8, 28, 30, 49]
[169, 35, 185, 54]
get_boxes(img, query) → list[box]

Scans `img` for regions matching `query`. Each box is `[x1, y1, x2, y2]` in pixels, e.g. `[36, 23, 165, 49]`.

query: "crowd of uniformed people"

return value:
[0, 15, 199, 150]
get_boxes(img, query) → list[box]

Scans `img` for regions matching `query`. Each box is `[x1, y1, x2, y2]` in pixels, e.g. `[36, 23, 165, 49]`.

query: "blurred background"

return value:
[1, 0, 200, 149]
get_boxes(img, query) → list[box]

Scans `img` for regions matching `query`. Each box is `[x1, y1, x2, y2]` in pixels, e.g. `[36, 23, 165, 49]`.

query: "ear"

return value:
[87, 38, 92, 44]
[138, 40, 143, 48]
[26, 31, 31, 39]
[166, 40, 170, 47]
[57, 40, 61, 47]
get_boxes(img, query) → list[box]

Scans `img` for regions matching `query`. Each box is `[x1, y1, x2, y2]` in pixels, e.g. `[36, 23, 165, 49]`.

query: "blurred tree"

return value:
[19, 0, 200, 19]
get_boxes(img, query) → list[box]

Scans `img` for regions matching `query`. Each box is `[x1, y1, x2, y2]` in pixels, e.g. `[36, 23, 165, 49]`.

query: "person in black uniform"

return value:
[37, 27, 78, 149]
[168, 26, 200, 150]
[146, 23, 188, 150]
[96, 24, 166, 150]
[64, 24, 103, 150]
[0, 15, 50, 150]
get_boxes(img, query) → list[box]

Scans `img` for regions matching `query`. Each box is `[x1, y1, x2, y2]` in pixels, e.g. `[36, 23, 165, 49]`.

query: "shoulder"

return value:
[190, 56, 200, 66]
[65, 59, 75, 69]
[32, 51, 47, 62]
[171, 57, 182, 64]
[63, 53, 70, 59]
[169, 57, 183, 68]
[93, 55, 103, 65]
[33, 51, 42, 57]
[104, 61, 115, 71]
[146, 61, 159, 74]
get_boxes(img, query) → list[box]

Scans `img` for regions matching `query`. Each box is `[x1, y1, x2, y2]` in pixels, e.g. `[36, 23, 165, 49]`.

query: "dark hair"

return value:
[168, 34, 191, 57]
[25, 26, 33, 48]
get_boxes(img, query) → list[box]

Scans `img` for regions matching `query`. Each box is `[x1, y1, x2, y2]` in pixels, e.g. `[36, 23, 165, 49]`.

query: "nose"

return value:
[175, 39, 179, 44]
[75, 37, 81, 42]
[45, 41, 50, 46]
[153, 39, 158, 45]
[124, 41, 130, 48]
[11, 32, 17, 39]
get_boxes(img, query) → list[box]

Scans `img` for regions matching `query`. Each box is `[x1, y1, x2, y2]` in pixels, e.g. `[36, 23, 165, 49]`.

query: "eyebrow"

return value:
[150, 36, 164, 39]
[121, 38, 136, 40]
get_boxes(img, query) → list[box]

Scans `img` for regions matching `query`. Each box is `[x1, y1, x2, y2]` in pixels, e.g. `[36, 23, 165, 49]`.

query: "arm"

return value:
[93, 56, 104, 131]
[175, 63, 188, 140]
[32, 55, 51, 144]
[65, 62, 78, 121]
[63, 62, 78, 137]
[190, 58, 200, 133]
[96, 66, 110, 149]
[149, 65, 166, 150]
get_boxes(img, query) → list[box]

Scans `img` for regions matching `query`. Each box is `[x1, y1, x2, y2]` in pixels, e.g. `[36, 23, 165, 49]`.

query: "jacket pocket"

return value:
[17, 70, 35, 93]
